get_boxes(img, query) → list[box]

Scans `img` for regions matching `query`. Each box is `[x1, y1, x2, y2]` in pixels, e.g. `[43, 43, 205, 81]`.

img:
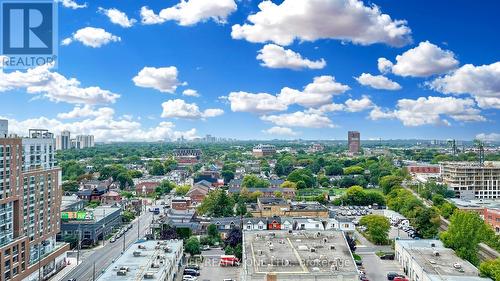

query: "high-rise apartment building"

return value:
[442, 161, 500, 200]
[252, 144, 276, 158]
[55, 131, 70, 151]
[0, 120, 7, 138]
[22, 130, 56, 171]
[348, 131, 361, 154]
[0, 123, 68, 281]
[75, 135, 94, 149]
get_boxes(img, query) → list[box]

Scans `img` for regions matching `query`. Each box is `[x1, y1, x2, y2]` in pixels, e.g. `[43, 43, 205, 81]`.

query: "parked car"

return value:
[380, 253, 395, 260]
[201, 245, 210, 251]
[110, 237, 116, 243]
[183, 269, 200, 276]
[387, 273, 404, 280]
[394, 277, 409, 281]
[182, 275, 197, 281]
[185, 264, 200, 271]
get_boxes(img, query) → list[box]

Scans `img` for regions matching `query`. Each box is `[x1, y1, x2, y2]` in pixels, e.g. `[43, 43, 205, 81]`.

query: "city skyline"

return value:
[1, 0, 499, 142]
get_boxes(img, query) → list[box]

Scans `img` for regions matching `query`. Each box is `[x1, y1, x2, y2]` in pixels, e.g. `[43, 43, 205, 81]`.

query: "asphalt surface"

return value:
[60, 210, 153, 281]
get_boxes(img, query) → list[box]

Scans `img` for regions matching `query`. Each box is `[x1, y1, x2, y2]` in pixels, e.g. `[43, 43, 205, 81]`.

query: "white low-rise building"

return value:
[395, 239, 491, 281]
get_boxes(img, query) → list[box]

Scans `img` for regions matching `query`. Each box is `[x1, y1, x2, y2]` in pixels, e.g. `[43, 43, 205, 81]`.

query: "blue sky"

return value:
[1, 0, 499, 142]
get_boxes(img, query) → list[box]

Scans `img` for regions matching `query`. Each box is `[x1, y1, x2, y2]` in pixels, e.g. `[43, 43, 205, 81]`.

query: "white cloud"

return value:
[305, 103, 345, 114]
[140, 0, 237, 26]
[62, 27, 121, 48]
[377, 57, 393, 74]
[57, 105, 114, 119]
[257, 44, 326, 70]
[231, 0, 412, 47]
[2, 114, 198, 142]
[261, 111, 335, 128]
[262, 126, 298, 136]
[344, 96, 375, 112]
[98, 7, 137, 28]
[355, 73, 401, 90]
[429, 62, 500, 109]
[475, 133, 500, 142]
[382, 41, 459, 77]
[0, 64, 120, 105]
[182, 89, 200, 97]
[226, 75, 349, 113]
[57, 0, 86, 9]
[161, 99, 224, 119]
[370, 96, 485, 126]
[227, 92, 287, 114]
[132, 66, 182, 93]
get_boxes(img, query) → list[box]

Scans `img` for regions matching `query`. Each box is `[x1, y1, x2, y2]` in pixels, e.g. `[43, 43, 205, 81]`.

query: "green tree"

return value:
[280, 181, 297, 189]
[287, 169, 315, 189]
[221, 170, 235, 183]
[207, 224, 219, 239]
[62, 180, 79, 192]
[197, 190, 235, 217]
[156, 180, 176, 195]
[325, 163, 344, 176]
[174, 185, 190, 196]
[275, 155, 294, 176]
[380, 175, 403, 194]
[149, 161, 165, 176]
[185, 237, 201, 256]
[344, 165, 364, 175]
[359, 215, 390, 245]
[116, 172, 133, 189]
[479, 258, 500, 281]
[440, 211, 490, 265]
[242, 175, 270, 188]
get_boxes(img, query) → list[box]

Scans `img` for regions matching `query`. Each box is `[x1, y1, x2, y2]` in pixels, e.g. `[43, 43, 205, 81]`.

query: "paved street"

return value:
[358, 252, 402, 281]
[57, 210, 153, 281]
[197, 248, 240, 281]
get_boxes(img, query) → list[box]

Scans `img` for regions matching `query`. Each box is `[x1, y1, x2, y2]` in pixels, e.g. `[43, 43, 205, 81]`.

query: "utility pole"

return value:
[137, 218, 140, 239]
[77, 224, 81, 265]
[123, 226, 126, 252]
[93, 261, 96, 281]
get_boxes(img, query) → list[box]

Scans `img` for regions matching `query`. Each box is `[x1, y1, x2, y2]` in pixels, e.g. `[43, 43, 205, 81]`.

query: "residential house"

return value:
[267, 217, 281, 230]
[187, 181, 211, 204]
[280, 217, 294, 230]
[294, 218, 323, 230]
[100, 190, 122, 205]
[77, 186, 107, 202]
[325, 218, 355, 232]
[243, 218, 267, 231]
[171, 197, 192, 210]
[135, 181, 159, 195]
[211, 217, 242, 238]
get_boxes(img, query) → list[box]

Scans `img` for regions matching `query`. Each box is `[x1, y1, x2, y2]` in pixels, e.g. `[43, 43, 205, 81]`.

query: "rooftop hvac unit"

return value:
[279, 239, 285, 244]
[310, 248, 316, 253]
[120, 266, 129, 272]
[453, 263, 462, 269]
[258, 250, 263, 255]
[330, 245, 336, 250]
[323, 238, 328, 243]
[431, 243, 436, 247]
[298, 245, 308, 251]
[117, 269, 127, 276]
[133, 251, 141, 257]
[138, 245, 146, 249]
[151, 263, 159, 268]
[433, 250, 440, 256]
[144, 272, 155, 279]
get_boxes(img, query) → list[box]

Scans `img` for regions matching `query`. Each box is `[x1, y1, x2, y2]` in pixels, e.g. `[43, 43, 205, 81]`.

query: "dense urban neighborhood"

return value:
[1, 120, 500, 281]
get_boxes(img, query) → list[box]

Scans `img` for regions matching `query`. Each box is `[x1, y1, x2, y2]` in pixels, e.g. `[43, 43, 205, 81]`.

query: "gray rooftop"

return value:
[243, 230, 358, 281]
[97, 240, 183, 281]
[397, 240, 490, 280]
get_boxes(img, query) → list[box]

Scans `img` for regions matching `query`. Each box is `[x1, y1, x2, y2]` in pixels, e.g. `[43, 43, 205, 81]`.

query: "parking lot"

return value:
[358, 252, 403, 281]
[185, 248, 240, 281]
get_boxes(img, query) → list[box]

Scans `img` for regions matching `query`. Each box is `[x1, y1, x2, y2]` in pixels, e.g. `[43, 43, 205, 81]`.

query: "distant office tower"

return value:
[56, 130, 71, 150]
[0, 132, 67, 281]
[348, 131, 361, 154]
[75, 135, 95, 149]
[0, 119, 7, 137]
[442, 161, 500, 200]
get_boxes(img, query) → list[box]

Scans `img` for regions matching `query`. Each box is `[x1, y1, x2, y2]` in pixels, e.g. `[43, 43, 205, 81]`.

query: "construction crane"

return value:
[447, 139, 458, 156]
[474, 139, 485, 166]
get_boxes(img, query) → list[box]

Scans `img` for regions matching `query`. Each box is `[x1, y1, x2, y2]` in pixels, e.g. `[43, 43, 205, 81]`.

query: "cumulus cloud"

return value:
[344, 96, 375, 112]
[261, 111, 335, 128]
[369, 96, 485, 126]
[62, 27, 121, 48]
[377, 57, 393, 74]
[429, 62, 500, 109]
[132, 66, 182, 93]
[355, 73, 401, 90]
[257, 44, 326, 70]
[57, 0, 86, 9]
[182, 89, 200, 97]
[380, 41, 458, 77]
[262, 126, 298, 136]
[98, 7, 137, 28]
[231, 0, 412, 47]
[161, 99, 223, 119]
[475, 133, 500, 142]
[57, 105, 114, 119]
[305, 103, 345, 114]
[2, 114, 198, 142]
[227, 76, 349, 113]
[0, 64, 120, 104]
[140, 0, 237, 26]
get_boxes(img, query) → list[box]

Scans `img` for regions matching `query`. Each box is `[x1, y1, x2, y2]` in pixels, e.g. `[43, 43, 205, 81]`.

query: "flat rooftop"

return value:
[243, 230, 358, 281]
[397, 240, 489, 280]
[98, 240, 183, 281]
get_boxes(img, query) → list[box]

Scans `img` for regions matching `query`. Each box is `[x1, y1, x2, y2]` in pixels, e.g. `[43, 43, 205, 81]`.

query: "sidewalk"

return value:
[50, 257, 78, 281]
